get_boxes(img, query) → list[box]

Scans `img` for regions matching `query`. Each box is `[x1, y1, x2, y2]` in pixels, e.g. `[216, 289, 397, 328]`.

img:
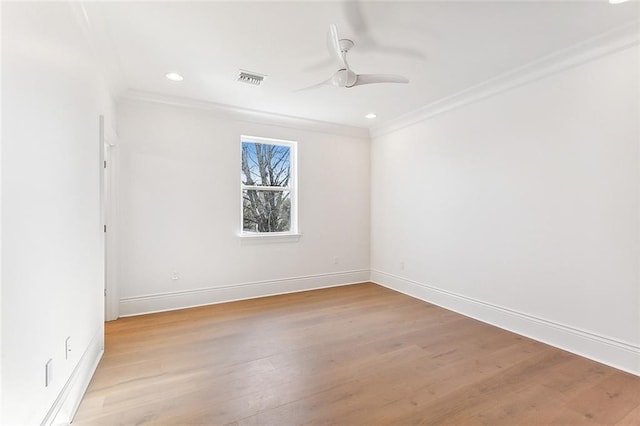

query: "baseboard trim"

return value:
[119, 270, 370, 317]
[370, 270, 640, 376]
[41, 325, 104, 426]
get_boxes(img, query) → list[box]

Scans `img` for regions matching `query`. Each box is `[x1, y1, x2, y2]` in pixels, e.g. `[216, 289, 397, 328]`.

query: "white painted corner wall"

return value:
[370, 41, 640, 375]
[1, 2, 113, 424]
[115, 97, 371, 317]
[2, 3, 638, 425]
[0, 1, 3, 418]
[116, 30, 640, 378]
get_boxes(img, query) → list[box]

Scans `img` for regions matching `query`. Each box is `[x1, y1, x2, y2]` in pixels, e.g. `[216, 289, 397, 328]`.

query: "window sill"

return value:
[239, 232, 302, 244]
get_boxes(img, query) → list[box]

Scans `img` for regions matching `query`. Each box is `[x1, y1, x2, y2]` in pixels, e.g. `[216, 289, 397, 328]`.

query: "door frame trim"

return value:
[101, 115, 119, 321]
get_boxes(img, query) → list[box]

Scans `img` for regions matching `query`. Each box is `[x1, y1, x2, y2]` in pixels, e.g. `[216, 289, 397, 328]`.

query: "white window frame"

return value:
[240, 135, 299, 239]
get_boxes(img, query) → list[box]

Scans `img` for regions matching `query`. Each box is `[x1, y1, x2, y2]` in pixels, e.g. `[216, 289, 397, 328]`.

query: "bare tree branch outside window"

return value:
[241, 141, 292, 233]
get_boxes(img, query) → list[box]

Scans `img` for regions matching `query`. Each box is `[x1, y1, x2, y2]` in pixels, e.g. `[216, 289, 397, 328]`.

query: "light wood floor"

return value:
[74, 283, 640, 425]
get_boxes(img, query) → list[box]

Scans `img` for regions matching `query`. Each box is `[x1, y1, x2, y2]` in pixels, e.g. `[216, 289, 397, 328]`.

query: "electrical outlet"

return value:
[45, 359, 53, 387]
[333, 256, 339, 265]
[400, 260, 405, 270]
[65, 336, 71, 360]
[171, 271, 179, 281]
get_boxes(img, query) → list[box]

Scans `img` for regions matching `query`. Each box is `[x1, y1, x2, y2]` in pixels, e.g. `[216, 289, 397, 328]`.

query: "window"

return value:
[241, 136, 297, 235]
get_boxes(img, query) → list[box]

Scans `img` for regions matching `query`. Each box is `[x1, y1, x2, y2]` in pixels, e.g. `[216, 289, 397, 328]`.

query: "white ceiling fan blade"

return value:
[327, 24, 347, 70]
[350, 74, 409, 87]
[296, 77, 333, 91]
[343, 0, 368, 38]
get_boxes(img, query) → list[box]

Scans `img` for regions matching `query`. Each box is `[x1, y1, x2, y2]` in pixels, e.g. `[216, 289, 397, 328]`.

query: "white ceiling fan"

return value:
[301, 24, 409, 90]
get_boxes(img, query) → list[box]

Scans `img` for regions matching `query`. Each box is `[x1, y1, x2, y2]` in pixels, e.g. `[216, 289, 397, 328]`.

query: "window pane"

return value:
[242, 189, 291, 232]
[241, 142, 291, 187]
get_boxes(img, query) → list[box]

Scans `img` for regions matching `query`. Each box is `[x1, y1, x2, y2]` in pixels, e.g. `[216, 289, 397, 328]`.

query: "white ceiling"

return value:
[82, 1, 639, 129]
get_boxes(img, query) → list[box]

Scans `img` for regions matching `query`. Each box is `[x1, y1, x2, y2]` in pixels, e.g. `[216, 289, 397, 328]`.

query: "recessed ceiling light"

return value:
[365, 113, 377, 119]
[165, 72, 184, 82]
[609, 0, 629, 4]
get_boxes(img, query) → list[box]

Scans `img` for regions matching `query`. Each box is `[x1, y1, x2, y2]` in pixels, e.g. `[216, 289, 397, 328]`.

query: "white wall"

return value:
[0, 2, 3, 418]
[116, 99, 370, 315]
[1, 2, 114, 424]
[371, 44, 640, 374]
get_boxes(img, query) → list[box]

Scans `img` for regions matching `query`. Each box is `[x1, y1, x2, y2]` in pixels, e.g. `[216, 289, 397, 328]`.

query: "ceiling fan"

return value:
[301, 24, 409, 90]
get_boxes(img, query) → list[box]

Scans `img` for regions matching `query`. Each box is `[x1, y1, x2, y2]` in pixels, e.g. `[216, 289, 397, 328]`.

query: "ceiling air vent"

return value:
[238, 70, 265, 86]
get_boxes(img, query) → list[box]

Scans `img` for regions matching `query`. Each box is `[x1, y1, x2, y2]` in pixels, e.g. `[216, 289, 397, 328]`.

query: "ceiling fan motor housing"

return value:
[332, 69, 358, 87]
[299, 24, 408, 91]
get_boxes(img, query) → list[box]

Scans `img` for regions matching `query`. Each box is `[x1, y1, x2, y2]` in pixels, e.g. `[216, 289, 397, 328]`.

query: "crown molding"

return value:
[371, 19, 640, 139]
[71, 1, 367, 139]
[119, 90, 370, 139]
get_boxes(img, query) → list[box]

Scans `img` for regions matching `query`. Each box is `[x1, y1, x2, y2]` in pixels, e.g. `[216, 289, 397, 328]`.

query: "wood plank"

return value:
[73, 283, 640, 425]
